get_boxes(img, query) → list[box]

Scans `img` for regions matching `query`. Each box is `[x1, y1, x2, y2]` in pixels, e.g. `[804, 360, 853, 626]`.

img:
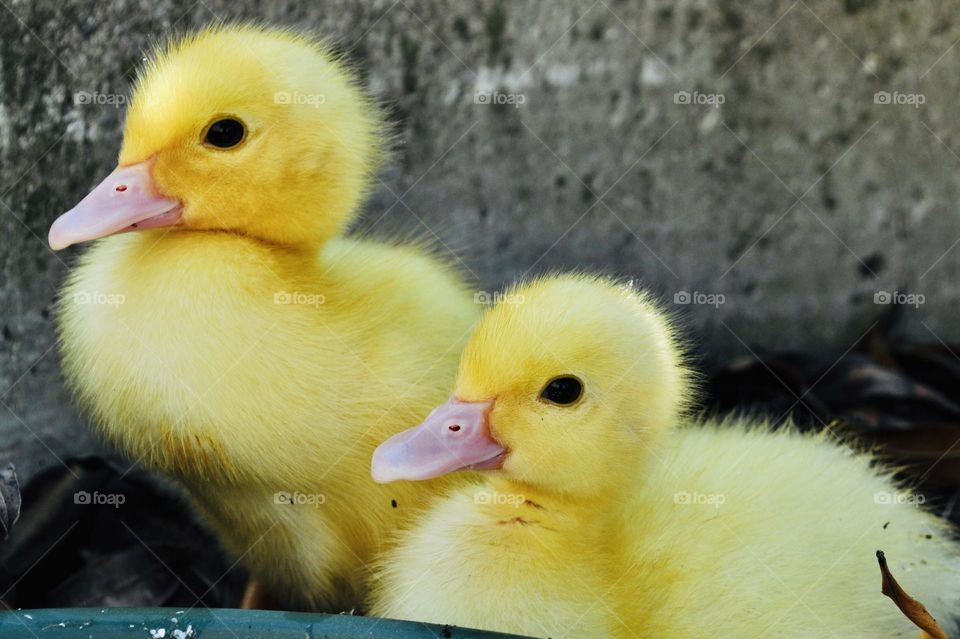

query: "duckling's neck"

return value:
[484, 477, 626, 532]
[152, 228, 321, 257]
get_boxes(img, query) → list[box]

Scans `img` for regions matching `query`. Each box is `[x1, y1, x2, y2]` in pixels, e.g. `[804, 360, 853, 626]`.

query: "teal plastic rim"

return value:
[0, 608, 532, 638]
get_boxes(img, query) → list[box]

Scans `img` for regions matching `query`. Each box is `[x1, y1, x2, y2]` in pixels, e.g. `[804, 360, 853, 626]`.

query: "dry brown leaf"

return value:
[877, 550, 950, 639]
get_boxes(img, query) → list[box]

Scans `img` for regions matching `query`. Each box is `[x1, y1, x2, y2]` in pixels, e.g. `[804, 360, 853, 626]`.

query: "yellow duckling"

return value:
[369, 275, 960, 638]
[49, 24, 477, 610]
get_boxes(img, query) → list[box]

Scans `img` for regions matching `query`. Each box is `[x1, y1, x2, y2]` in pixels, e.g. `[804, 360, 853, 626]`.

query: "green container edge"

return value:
[0, 608, 532, 639]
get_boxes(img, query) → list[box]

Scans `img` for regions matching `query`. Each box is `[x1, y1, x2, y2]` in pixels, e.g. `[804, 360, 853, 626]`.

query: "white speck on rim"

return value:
[172, 624, 194, 639]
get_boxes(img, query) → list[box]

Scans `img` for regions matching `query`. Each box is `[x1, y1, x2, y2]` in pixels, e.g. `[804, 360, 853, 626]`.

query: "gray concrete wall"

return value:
[2, 0, 959, 480]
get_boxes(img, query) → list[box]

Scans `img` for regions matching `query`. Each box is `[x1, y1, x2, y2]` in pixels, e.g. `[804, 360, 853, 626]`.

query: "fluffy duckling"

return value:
[369, 275, 960, 638]
[50, 24, 477, 611]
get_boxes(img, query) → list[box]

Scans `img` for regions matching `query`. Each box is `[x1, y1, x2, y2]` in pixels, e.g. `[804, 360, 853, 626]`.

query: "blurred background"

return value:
[1, 0, 960, 607]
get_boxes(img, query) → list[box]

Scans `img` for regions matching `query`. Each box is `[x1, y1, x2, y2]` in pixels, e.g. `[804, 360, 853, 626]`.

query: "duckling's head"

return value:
[49, 23, 383, 250]
[372, 275, 694, 498]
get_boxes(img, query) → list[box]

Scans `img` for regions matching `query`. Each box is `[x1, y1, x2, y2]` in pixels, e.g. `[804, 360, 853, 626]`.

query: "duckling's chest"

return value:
[377, 492, 615, 638]
[57, 233, 361, 476]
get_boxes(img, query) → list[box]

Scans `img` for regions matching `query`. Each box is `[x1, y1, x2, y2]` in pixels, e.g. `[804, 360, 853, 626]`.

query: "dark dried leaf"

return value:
[0, 464, 20, 540]
[877, 550, 949, 639]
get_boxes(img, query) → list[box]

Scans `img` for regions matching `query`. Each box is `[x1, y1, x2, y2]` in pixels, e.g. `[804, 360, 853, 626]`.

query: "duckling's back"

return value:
[620, 421, 960, 638]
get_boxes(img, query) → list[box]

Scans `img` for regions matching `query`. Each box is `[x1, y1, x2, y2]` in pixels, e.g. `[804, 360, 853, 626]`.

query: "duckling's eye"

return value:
[204, 118, 246, 148]
[539, 376, 583, 406]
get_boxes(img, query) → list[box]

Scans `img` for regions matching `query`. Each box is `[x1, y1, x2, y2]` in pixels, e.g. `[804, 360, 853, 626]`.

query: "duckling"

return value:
[369, 275, 960, 638]
[49, 24, 478, 611]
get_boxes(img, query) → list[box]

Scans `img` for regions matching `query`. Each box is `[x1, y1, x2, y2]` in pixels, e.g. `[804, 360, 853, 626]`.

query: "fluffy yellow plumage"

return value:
[53, 24, 477, 610]
[369, 275, 960, 638]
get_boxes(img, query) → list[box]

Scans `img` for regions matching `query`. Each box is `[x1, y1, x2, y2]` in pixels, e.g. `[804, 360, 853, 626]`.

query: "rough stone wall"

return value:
[2, 0, 959, 479]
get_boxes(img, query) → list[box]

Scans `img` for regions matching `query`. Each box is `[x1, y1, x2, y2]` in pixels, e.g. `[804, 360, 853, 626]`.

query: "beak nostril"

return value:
[115, 185, 128, 192]
[449, 425, 461, 432]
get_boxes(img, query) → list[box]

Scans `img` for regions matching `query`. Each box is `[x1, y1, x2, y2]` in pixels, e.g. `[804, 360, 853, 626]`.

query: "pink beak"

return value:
[48, 159, 181, 250]
[371, 398, 505, 483]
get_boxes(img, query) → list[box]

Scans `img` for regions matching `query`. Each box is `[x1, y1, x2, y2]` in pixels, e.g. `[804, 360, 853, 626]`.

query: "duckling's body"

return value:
[61, 230, 475, 609]
[619, 422, 960, 638]
[51, 24, 482, 609]
[369, 275, 960, 638]
[377, 423, 960, 637]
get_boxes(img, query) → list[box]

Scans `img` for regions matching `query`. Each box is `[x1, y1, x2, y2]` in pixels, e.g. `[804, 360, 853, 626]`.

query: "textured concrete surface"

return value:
[2, 0, 960, 480]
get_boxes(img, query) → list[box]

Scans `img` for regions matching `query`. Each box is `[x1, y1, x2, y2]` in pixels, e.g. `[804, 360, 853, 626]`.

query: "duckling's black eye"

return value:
[539, 376, 583, 406]
[204, 118, 245, 148]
